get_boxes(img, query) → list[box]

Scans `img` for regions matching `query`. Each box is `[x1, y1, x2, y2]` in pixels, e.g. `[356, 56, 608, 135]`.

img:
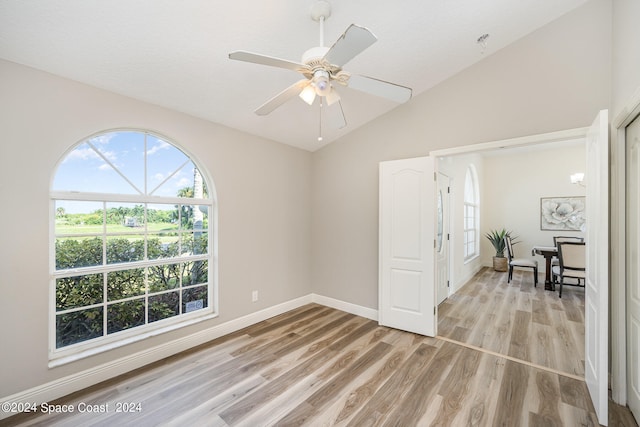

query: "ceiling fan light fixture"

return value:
[299, 84, 317, 105]
[325, 87, 340, 105]
[312, 69, 331, 96]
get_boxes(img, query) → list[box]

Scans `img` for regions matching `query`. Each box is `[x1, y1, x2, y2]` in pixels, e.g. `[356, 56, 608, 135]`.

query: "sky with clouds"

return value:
[53, 131, 205, 214]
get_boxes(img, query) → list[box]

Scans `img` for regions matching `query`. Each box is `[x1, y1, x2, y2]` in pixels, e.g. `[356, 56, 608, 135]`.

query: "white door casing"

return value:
[436, 173, 450, 305]
[585, 109, 609, 425]
[626, 112, 640, 421]
[379, 156, 436, 336]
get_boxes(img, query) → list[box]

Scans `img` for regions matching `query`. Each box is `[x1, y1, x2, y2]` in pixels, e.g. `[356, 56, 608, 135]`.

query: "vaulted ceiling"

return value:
[0, 0, 587, 151]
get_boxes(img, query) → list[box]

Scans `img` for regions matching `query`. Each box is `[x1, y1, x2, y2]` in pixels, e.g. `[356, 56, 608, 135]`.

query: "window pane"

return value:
[55, 200, 105, 235]
[53, 134, 144, 194]
[107, 299, 145, 334]
[56, 308, 103, 348]
[180, 232, 209, 256]
[149, 292, 180, 323]
[463, 166, 479, 260]
[56, 237, 104, 269]
[183, 286, 208, 313]
[56, 273, 103, 311]
[107, 268, 145, 301]
[146, 137, 191, 197]
[106, 236, 145, 264]
[180, 204, 209, 231]
[147, 234, 180, 260]
[147, 203, 180, 232]
[464, 171, 473, 203]
[106, 202, 144, 232]
[95, 132, 146, 193]
[183, 260, 208, 287]
[148, 263, 181, 292]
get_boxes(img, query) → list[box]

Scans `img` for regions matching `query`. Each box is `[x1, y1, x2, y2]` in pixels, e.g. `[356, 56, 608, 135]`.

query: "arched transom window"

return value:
[50, 130, 216, 360]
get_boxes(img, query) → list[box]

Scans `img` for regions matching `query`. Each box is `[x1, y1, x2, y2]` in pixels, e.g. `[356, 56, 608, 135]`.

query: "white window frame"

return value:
[463, 165, 480, 262]
[49, 129, 218, 366]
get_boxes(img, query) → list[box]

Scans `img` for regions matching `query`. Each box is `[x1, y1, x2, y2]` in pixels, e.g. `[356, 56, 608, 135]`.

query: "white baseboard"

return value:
[311, 293, 378, 321]
[0, 294, 316, 421]
[451, 264, 485, 294]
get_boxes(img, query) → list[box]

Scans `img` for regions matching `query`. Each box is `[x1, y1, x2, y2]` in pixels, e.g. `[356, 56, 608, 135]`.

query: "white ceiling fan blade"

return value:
[347, 74, 412, 103]
[255, 80, 310, 116]
[229, 51, 308, 72]
[325, 100, 347, 129]
[323, 24, 377, 67]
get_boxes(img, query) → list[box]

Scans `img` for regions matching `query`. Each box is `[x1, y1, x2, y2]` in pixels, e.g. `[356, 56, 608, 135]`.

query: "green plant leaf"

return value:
[484, 228, 519, 257]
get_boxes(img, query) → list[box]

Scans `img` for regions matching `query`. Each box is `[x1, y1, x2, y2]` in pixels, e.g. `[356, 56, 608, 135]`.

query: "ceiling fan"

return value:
[228, 0, 412, 134]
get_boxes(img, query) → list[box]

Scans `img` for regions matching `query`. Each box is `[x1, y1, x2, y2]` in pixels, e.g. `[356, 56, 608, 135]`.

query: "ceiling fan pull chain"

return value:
[318, 99, 323, 142]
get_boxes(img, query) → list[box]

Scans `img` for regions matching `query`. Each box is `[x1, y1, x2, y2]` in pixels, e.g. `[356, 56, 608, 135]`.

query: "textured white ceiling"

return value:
[0, 0, 587, 151]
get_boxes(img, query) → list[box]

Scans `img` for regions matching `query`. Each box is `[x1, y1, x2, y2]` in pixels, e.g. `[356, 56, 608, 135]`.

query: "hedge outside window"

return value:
[51, 130, 215, 355]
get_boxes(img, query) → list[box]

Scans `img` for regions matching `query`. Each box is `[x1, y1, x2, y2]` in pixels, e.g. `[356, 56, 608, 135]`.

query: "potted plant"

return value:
[485, 228, 517, 272]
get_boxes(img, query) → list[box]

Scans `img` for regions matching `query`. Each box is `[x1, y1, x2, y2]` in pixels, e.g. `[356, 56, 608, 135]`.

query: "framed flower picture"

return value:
[540, 197, 586, 231]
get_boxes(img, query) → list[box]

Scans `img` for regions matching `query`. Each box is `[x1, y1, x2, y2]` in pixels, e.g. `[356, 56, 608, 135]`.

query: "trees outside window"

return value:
[51, 130, 216, 356]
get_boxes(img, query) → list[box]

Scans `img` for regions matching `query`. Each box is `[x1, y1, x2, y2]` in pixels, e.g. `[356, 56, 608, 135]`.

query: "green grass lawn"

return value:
[56, 222, 181, 235]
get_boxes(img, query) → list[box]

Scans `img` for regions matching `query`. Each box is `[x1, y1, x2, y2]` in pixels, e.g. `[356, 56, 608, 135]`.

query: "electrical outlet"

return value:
[252, 290, 258, 302]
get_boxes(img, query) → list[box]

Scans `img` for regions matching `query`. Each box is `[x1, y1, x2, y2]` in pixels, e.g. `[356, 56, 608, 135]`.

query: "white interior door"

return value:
[379, 156, 436, 336]
[436, 173, 450, 305]
[626, 112, 640, 422]
[585, 109, 609, 425]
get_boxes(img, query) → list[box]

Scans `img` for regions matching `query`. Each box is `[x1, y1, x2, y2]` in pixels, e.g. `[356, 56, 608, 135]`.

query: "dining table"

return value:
[532, 245, 558, 291]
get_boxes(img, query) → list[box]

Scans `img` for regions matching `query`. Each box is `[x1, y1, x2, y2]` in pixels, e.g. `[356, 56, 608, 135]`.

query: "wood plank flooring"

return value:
[4, 269, 637, 426]
[438, 267, 585, 377]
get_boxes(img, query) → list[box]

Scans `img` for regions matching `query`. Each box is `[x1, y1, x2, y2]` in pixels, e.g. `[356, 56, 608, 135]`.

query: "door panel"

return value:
[379, 156, 436, 336]
[585, 109, 609, 425]
[626, 112, 640, 421]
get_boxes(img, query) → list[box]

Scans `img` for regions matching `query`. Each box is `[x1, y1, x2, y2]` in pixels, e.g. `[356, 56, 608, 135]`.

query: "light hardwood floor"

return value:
[4, 269, 637, 426]
[438, 267, 585, 377]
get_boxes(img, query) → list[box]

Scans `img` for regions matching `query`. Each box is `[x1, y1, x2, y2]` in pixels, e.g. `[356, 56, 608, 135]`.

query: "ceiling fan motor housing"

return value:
[302, 46, 330, 65]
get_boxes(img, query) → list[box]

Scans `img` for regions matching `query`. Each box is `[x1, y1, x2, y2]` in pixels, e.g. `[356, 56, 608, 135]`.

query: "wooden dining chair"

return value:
[553, 236, 585, 245]
[551, 236, 584, 283]
[504, 235, 538, 286]
[551, 241, 586, 298]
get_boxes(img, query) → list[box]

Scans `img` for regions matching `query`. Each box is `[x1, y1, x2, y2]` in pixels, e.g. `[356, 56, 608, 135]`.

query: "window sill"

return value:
[48, 312, 218, 368]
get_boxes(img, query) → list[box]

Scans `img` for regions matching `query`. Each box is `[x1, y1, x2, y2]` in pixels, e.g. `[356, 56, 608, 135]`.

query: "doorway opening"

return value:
[433, 133, 587, 379]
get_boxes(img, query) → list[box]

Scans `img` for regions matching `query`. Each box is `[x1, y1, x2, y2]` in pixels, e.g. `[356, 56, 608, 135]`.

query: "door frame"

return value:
[436, 172, 451, 305]
[611, 86, 640, 405]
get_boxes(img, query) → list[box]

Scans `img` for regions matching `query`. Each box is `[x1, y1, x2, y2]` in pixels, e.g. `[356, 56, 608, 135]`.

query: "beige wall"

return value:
[311, 0, 611, 309]
[0, 59, 312, 396]
[612, 0, 640, 118]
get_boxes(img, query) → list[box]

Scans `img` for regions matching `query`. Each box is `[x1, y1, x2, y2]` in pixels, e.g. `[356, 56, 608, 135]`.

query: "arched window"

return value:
[50, 130, 216, 360]
[463, 165, 479, 260]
